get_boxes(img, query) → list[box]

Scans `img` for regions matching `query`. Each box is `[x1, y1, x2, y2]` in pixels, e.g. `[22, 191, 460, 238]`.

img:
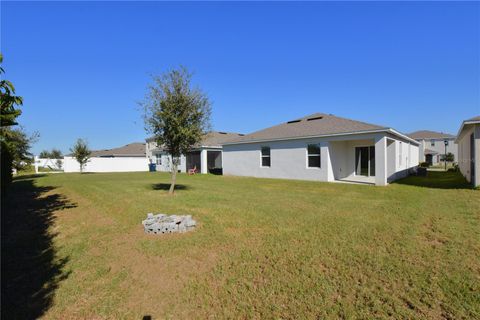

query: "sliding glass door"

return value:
[355, 146, 375, 177]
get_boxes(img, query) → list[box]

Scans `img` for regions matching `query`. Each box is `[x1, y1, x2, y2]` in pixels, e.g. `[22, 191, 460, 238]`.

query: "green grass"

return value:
[3, 171, 479, 319]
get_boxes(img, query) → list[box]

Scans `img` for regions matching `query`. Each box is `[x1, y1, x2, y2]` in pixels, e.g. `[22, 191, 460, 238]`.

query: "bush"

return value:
[448, 163, 460, 172]
[420, 162, 430, 168]
[417, 167, 428, 176]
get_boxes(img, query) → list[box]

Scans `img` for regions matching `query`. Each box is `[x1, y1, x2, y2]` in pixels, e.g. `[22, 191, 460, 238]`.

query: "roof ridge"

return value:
[323, 113, 388, 129]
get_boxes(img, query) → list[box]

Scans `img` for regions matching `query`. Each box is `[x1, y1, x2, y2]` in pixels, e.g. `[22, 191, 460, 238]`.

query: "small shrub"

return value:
[420, 162, 430, 168]
[417, 167, 428, 176]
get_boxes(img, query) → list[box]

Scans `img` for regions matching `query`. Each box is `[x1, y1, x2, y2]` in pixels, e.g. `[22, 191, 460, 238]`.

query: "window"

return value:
[307, 144, 321, 168]
[431, 139, 435, 147]
[172, 156, 181, 166]
[155, 154, 162, 165]
[261, 147, 271, 167]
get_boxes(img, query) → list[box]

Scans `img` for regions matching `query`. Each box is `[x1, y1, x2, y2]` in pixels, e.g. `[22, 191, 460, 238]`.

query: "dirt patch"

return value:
[421, 217, 449, 248]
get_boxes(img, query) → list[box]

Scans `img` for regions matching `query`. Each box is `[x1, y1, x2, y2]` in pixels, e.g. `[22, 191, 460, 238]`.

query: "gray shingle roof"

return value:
[198, 131, 245, 147]
[146, 131, 244, 149]
[408, 130, 456, 140]
[86, 142, 146, 157]
[223, 113, 388, 144]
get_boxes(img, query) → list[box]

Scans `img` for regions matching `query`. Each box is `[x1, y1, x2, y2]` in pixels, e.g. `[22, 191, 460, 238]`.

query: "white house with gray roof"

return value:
[408, 130, 457, 165]
[146, 131, 244, 174]
[455, 116, 480, 187]
[64, 142, 148, 172]
[222, 113, 419, 186]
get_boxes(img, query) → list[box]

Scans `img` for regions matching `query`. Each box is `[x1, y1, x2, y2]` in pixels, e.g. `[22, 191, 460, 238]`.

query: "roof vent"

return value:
[287, 119, 301, 124]
[307, 116, 323, 121]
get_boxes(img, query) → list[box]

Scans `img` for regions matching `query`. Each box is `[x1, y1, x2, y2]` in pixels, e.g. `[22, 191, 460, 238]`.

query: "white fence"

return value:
[34, 157, 64, 171]
[63, 156, 149, 173]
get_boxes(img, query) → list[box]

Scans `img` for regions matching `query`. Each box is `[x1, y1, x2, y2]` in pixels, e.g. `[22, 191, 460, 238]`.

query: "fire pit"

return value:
[142, 213, 196, 234]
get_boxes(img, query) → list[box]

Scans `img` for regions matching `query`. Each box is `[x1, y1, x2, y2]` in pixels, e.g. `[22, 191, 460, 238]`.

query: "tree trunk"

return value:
[169, 162, 178, 195]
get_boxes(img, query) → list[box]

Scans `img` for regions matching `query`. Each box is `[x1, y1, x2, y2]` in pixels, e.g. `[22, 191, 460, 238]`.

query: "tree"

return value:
[70, 139, 91, 173]
[0, 54, 22, 127]
[5, 127, 38, 170]
[441, 152, 454, 162]
[50, 148, 62, 159]
[1, 53, 34, 195]
[141, 67, 211, 194]
[39, 148, 62, 159]
[39, 150, 50, 158]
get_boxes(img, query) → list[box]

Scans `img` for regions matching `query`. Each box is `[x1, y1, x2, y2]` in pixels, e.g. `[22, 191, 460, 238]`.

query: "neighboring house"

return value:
[64, 142, 148, 172]
[455, 116, 480, 187]
[408, 130, 457, 165]
[146, 131, 244, 174]
[222, 113, 419, 186]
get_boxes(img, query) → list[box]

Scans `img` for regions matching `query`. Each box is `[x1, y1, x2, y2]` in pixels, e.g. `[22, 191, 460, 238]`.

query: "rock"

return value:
[142, 213, 196, 234]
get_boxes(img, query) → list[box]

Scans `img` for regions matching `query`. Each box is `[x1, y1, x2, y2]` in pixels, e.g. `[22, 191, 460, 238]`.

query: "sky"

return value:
[1, 1, 479, 155]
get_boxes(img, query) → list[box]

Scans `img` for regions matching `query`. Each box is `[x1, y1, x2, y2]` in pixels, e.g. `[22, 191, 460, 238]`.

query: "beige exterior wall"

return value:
[457, 124, 480, 187]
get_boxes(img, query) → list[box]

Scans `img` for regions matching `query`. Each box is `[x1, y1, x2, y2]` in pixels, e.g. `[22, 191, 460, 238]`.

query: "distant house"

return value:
[408, 130, 457, 165]
[455, 116, 480, 187]
[146, 131, 244, 174]
[64, 142, 148, 172]
[222, 113, 419, 186]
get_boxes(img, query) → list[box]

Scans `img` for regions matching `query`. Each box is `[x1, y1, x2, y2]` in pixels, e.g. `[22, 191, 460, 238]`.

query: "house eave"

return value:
[455, 120, 480, 143]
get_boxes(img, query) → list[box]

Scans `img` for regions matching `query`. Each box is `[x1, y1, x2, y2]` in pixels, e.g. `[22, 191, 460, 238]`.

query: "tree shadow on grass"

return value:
[1, 177, 76, 319]
[149, 183, 190, 191]
[13, 173, 48, 181]
[393, 171, 473, 190]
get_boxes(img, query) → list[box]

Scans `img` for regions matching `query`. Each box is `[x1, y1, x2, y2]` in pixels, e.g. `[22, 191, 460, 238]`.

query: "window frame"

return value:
[155, 153, 162, 165]
[260, 146, 271, 168]
[306, 144, 321, 169]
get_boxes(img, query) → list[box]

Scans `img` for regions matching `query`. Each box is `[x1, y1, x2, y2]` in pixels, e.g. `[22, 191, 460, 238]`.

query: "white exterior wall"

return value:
[456, 124, 480, 187]
[64, 156, 148, 173]
[151, 152, 187, 173]
[223, 132, 419, 185]
[145, 140, 187, 173]
[223, 139, 330, 181]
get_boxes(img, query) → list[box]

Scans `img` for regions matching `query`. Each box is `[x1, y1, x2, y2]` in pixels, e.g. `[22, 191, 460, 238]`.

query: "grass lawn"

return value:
[2, 171, 479, 319]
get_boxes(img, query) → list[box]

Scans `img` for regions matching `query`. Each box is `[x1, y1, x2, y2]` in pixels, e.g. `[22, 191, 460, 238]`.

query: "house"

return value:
[146, 131, 244, 174]
[408, 130, 457, 165]
[222, 113, 419, 186]
[64, 142, 148, 172]
[455, 116, 480, 187]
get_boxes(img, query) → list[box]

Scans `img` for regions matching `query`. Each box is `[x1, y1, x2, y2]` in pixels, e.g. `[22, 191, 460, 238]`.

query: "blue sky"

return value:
[2, 1, 479, 154]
